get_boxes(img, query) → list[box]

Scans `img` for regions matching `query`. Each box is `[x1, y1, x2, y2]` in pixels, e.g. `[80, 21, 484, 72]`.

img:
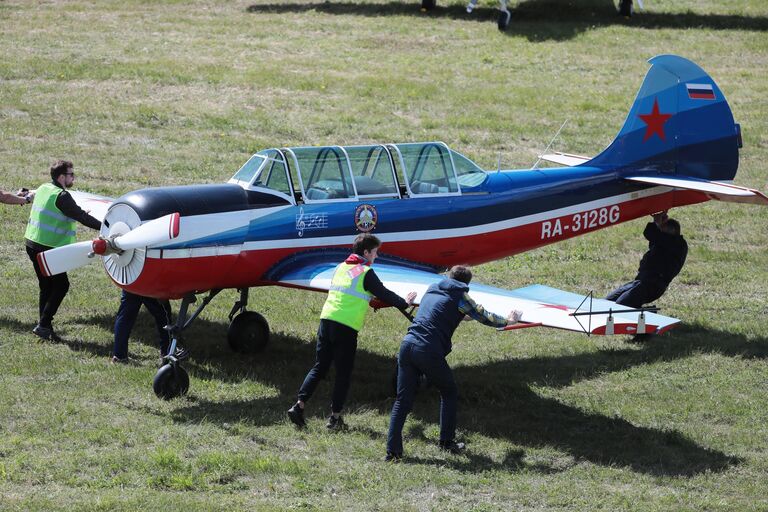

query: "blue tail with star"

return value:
[587, 55, 740, 181]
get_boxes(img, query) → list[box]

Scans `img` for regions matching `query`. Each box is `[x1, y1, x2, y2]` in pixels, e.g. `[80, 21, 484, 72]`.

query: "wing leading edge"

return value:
[276, 261, 679, 336]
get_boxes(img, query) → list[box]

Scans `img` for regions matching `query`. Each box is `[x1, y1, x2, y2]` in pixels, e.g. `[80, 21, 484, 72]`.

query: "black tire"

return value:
[153, 364, 190, 400]
[227, 311, 270, 353]
[421, 0, 436, 10]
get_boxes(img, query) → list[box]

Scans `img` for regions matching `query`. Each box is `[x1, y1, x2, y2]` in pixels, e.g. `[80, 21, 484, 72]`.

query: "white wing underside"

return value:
[277, 262, 679, 336]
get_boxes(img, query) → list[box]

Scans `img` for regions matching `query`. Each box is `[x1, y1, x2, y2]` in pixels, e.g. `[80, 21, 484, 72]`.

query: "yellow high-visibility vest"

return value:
[24, 183, 76, 248]
[320, 262, 373, 331]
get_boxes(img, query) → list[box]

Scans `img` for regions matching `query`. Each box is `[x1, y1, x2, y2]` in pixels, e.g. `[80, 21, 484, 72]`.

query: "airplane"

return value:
[439, 0, 640, 31]
[38, 55, 767, 399]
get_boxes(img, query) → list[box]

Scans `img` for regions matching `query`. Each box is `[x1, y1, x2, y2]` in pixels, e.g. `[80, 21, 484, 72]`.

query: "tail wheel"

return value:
[227, 311, 270, 353]
[153, 364, 190, 400]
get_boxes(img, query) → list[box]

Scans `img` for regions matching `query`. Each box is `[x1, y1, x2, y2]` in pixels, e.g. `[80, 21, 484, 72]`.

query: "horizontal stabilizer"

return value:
[538, 152, 592, 167]
[626, 175, 768, 206]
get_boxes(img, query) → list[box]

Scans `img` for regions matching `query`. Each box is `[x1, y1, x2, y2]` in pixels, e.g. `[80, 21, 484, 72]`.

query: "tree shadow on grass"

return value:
[246, 0, 768, 42]
[151, 317, 756, 476]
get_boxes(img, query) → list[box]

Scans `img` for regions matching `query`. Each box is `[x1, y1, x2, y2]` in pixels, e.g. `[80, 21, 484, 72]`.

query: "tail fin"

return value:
[588, 55, 740, 181]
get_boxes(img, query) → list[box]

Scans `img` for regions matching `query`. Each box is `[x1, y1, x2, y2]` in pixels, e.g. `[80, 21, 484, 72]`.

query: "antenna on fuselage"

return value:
[497, 152, 502, 173]
[532, 119, 568, 170]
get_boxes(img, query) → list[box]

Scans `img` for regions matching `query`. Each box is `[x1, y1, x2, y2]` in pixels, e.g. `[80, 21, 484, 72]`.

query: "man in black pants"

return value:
[287, 233, 416, 430]
[386, 265, 520, 461]
[111, 290, 173, 364]
[24, 160, 101, 341]
[606, 211, 688, 308]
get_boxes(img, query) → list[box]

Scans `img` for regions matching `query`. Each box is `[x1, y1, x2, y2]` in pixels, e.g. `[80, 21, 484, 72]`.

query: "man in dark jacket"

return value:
[385, 265, 521, 461]
[606, 211, 688, 308]
[25, 160, 101, 341]
[288, 233, 416, 430]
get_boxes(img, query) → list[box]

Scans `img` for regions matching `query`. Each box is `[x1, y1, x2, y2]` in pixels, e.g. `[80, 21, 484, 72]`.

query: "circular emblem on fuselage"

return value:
[354, 204, 378, 232]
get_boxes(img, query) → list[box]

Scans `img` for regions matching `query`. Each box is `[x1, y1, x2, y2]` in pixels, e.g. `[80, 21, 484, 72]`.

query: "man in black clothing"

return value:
[25, 160, 101, 341]
[606, 211, 688, 308]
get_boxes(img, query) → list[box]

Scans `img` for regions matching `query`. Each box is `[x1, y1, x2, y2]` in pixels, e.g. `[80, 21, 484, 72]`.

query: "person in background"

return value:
[0, 187, 34, 205]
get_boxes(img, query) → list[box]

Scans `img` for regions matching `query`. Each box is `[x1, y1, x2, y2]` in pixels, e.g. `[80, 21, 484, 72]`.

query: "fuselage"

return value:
[100, 142, 707, 299]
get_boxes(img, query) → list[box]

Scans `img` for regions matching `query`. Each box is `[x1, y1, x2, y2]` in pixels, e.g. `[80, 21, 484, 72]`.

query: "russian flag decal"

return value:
[686, 83, 716, 100]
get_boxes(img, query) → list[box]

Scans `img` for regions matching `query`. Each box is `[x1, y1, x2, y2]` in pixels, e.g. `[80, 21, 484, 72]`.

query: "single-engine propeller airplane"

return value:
[445, 0, 641, 31]
[38, 55, 767, 399]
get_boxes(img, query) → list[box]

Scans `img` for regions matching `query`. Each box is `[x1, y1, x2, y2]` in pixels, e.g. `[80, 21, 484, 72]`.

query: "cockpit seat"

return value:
[410, 181, 440, 194]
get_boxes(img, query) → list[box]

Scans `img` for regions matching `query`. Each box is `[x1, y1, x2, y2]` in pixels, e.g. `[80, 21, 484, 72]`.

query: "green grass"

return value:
[2, 0, 768, 510]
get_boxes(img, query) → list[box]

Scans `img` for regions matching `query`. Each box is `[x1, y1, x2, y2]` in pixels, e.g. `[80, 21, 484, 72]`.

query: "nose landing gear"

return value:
[151, 288, 271, 399]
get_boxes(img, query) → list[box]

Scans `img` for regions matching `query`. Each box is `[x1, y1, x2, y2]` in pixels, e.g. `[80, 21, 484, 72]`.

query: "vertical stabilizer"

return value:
[588, 55, 740, 181]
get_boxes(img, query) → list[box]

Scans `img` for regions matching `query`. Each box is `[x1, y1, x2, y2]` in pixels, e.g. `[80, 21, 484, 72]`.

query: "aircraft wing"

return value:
[69, 190, 114, 223]
[276, 262, 679, 336]
[626, 175, 768, 206]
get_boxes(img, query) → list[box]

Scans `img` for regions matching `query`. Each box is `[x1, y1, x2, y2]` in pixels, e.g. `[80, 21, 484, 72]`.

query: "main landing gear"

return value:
[152, 288, 271, 400]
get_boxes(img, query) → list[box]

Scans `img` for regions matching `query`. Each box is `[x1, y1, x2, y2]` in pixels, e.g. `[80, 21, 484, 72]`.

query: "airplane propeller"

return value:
[38, 212, 180, 277]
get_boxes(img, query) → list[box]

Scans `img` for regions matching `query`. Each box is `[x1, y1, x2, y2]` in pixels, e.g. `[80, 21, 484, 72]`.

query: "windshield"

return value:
[450, 149, 487, 188]
[231, 154, 266, 184]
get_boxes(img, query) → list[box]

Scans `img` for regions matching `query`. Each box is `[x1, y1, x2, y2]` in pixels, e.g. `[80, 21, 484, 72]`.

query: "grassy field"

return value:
[2, 0, 768, 510]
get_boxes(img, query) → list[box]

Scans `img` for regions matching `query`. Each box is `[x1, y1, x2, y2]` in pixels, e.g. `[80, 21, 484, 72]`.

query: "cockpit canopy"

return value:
[229, 142, 487, 204]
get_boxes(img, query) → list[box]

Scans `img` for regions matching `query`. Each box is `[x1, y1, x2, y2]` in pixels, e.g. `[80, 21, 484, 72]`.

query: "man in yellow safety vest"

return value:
[25, 160, 101, 341]
[288, 233, 416, 430]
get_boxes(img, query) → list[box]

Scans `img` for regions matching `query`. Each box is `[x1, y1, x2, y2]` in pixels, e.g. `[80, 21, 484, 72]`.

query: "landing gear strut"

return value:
[153, 290, 219, 400]
[150, 288, 272, 399]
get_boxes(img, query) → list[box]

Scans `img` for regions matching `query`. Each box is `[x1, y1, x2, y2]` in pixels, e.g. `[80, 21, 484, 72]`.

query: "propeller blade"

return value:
[37, 241, 95, 277]
[113, 212, 180, 251]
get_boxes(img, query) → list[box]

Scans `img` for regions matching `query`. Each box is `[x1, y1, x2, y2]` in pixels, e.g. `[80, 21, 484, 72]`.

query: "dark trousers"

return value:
[26, 245, 69, 328]
[606, 278, 668, 308]
[387, 341, 458, 455]
[113, 290, 172, 359]
[297, 319, 358, 414]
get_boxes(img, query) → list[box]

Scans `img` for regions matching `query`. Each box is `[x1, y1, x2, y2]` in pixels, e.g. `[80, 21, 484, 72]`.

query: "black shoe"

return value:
[110, 355, 130, 364]
[384, 452, 402, 462]
[287, 403, 306, 428]
[326, 415, 347, 431]
[32, 324, 52, 341]
[438, 440, 466, 454]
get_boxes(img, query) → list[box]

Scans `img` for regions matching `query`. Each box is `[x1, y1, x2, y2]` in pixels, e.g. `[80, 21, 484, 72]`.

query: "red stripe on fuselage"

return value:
[121, 189, 708, 299]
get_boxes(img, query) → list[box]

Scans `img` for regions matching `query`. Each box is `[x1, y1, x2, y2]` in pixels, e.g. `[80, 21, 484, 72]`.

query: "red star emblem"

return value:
[638, 98, 672, 142]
